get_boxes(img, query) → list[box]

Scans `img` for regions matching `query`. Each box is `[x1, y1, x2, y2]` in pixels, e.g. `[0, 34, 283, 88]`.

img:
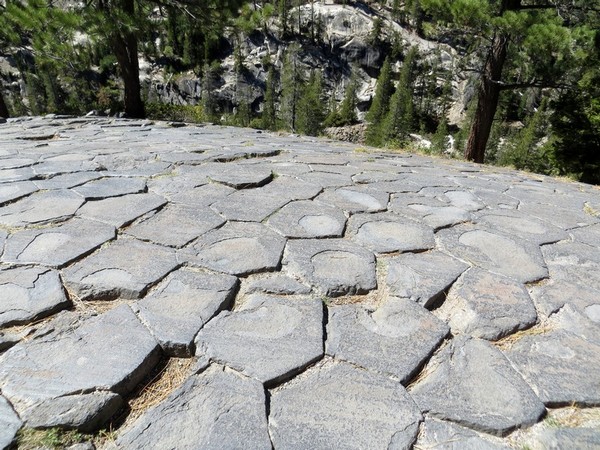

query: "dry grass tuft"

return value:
[493, 323, 554, 351]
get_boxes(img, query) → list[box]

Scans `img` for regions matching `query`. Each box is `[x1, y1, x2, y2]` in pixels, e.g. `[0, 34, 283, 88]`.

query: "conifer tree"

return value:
[365, 57, 393, 146]
[262, 65, 277, 130]
[296, 71, 324, 136]
[280, 44, 302, 131]
[337, 72, 358, 126]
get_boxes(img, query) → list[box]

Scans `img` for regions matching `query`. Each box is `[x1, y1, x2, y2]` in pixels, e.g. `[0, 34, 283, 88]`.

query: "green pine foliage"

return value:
[280, 44, 303, 131]
[261, 65, 277, 131]
[365, 57, 393, 146]
[296, 71, 325, 136]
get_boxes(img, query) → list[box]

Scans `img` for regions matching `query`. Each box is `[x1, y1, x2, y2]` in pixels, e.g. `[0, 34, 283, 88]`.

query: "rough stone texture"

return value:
[527, 427, 600, 450]
[115, 365, 271, 450]
[183, 222, 286, 276]
[211, 188, 289, 222]
[347, 212, 435, 253]
[476, 210, 568, 245]
[125, 204, 224, 248]
[435, 268, 538, 340]
[195, 295, 323, 385]
[2, 218, 116, 267]
[415, 417, 512, 450]
[386, 251, 468, 308]
[570, 222, 600, 248]
[327, 297, 449, 383]
[0, 305, 160, 426]
[0, 395, 21, 450]
[133, 269, 238, 357]
[0, 266, 70, 327]
[269, 360, 422, 449]
[203, 162, 273, 188]
[76, 192, 167, 228]
[411, 336, 546, 436]
[244, 274, 312, 295]
[63, 238, 179, 300]
[0, 180, 38, 205]
[0, 189, 84, 227]
[284, 239, 377, 296]
[437, 224, 548, 283]
[266, 200, 346, 238]
[316, 186, 389, 213]
[73, 176, 146, 199]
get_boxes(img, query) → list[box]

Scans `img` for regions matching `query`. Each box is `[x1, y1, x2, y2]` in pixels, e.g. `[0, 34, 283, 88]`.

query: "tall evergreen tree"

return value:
[262, 65, 277, 131]
[296, 70, 325, 136]
[365, 57, 393, 146]
[280, 44, 302, 131]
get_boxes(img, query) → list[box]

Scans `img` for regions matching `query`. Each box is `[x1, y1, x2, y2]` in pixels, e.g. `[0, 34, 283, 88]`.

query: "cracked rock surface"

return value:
[0, 117, 599, 449]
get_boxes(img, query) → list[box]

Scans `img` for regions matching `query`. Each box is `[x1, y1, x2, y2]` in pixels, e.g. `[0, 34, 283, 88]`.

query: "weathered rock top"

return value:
[0, 116, 599, 449]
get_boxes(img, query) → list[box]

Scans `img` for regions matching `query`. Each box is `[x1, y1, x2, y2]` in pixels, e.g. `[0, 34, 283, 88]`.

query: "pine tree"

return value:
[280, 44, 302, 131]
[261, 65, 277, 131]
[365, 57, 393, 146]
[337, 71, 358, 126]
[296, 71, 325, 136]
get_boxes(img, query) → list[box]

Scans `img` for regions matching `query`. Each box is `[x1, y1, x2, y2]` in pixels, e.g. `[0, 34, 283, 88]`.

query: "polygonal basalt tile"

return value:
[437, 224, 548, 283]
[316, 186, 389, 213]
[202, 162, 273, 188]
[268, 359, 422, 449]
[62, 238, 179, 300]
[386, 250, 468, 308]
[415, 417, 512, 450]
[2, 218, 116, 267]
[266, 200, 346, 238]
[182, 222, 286, 276]
[0, 266, 70, 328]
[0, 181, 38, 206]
[0, 189, 84, 227]
[284, 239, 377, 297]
[195, 295, 323, 385]
[133, 269, 238, 357]
[327, 297, 449, 383]
[476, 210, 568, 245]
[76, 193, 167, 228]
[72, 176, 147, 199]
[347, 212, 435, 253]
[0, 395, 22, 450]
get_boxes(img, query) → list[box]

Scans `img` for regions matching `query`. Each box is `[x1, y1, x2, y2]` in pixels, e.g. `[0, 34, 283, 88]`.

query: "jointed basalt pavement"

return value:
[0, 116, 599, 449]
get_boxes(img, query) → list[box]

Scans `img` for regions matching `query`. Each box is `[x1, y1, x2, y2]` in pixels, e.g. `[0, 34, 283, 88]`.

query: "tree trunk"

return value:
[0, 91, 9, 118]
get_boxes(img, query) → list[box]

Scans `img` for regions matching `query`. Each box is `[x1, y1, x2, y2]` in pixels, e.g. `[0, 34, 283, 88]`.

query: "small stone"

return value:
[269, 360, 421, 449]
[415, 417, 511, 450]
[0, 395, 21, 450]
[2, 218, 116, 267]
[183, 222, 286, 276]
[0, 189, 84, 227]
[0, 266, 70, 328]
[134, 269, 238, 357]
[284, 239, 377, 297]
[435, 268, 538, 340]
[63, 239, 178, 300]
[386, 251, 468, 308]
[115, 365, 272, 449]
[266, 200, 346, 238]
[410, 336, 545, 436]
[76, 193, 167, 228]
[327, 298, 449, 383]
[195, 295, 323, 385]
[73, 177, 146, 199]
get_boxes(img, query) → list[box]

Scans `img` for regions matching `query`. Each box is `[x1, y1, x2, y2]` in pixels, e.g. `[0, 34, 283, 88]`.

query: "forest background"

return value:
[0, 0, 598, 184]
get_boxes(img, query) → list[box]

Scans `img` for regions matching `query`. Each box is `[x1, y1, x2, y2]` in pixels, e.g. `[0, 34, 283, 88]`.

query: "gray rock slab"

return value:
[32, 171, 103, 190]
[269, 359, 422, 449]
[76, 193, 167, 228]
[0, 395, 21, 450]
[210, 189, 289, 222]
[115, 365, 271, 450]
[133, 269, 238, 357]
[261, 174, 322, 200]
[0, 167, 35, 183]
[570, 223, 600, 248]
[527, 427, 600, 450]
[170, 182, 235, 207]
[2, 218, 116, 267]
[125, 204, 224, 248]
[386, 251, 468, 308]
[410, 336, 546, 436]
[415, 417, 511, 450]
[327, 297, 449, 383]
[0, 331, 25, 352]
[195, 295, 323, 385]
[518, 201, 598, 230]
[444, 190, 486, 211]
[0, 181, 38, 205]
[63, 239, 178, 300]
[0, 189, 84, 227]
[0, 305, 160, 418]
[0, 266, 70, 328]
[73, 176, 146, 199]
[298, 171, 353, 188]
[244, 274, 312, 295]
[182, 222, 286, 276]
[204, 163, 273, 188]
[503, 315, 600, 406]
[435, 268, 538, 340]
[316, 186, 389, 213]
[21, 391, 122, 432]
[476, 211, 568, 245]
[266, 200, 346, 238]
[347, 212, 435, 253]
[529, 280, 600, 321]
[284, 239, 377, 297]
[437, 225, 548, 283]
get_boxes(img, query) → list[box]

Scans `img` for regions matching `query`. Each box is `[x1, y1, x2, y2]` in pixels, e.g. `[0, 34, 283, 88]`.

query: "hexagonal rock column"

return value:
[436, 224, 548, 283]
[76, 193, 167, 228]
[410, 336, 545, 436]
[63, 238, 179, 300]
[415, 418, 511, 450]
[346, 212, 435, 254]
[0, 266, 70, 327]
[266, 200, 346, 238]
[268, 360, 422, 449]
[0, 305, 161, 430]
[0, 189, 84, 227]
[0, 396, 22, 450]
[386, 250, 468, 309]
[284, 239, 377, 297]
[115, 365, 271, 450]
[476, 211, 567, 245]
[327, 297, 449, 384]
[182, 222, 286, 276]
[195, 295, 323, 385]
[435, 268, 538, 340]
[133, 269, 238, 357]
[73, 176, 147, 199]
[2, 218, 116, 267]
[316, 186, 389, 213]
